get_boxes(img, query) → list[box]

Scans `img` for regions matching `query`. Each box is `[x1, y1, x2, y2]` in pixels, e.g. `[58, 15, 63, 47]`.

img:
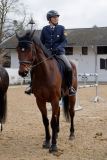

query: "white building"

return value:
[66, 27, 107, 82]
[0, 27, 107, 82]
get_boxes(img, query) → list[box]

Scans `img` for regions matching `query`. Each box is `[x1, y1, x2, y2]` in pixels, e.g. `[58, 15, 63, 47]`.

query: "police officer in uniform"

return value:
[41, 10, 76, 95]
[25, 10, 76, 95]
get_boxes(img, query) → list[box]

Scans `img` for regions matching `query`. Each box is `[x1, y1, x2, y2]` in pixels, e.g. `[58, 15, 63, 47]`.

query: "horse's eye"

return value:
[21, 48, 25, 52]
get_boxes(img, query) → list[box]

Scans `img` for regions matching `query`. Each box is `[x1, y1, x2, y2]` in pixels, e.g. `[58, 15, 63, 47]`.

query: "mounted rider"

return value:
[25, 10, 76, 96]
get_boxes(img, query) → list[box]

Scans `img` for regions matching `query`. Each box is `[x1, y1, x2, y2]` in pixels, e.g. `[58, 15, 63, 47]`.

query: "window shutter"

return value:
[100, 58, 105, 69]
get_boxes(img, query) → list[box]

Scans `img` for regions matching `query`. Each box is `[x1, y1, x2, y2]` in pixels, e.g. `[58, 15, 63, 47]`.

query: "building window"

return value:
[82, 47, 88, 55]
[100, 58, 107, 69]
[97, 46, 107, 54]
[65, 47, 73, 55]
[2, 55, 11, 68]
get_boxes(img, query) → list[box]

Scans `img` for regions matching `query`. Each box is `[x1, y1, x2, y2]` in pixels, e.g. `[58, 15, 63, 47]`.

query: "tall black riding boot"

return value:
[25, 71, 32, 95]
[67, 70, 76, 96]
[25, 82, 32, 95]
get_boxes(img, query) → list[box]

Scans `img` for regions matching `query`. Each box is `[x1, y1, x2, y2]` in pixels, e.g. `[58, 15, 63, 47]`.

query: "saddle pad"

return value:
[54, 56, 67, 79]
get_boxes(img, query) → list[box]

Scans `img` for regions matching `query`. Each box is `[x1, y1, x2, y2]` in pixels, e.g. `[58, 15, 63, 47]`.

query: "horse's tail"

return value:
[62, 95, 70, 121]
[0, 92, 7, 124]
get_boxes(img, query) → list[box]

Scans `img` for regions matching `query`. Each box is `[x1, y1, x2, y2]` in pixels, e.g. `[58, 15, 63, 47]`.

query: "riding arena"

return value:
[0, 25, 107, 159]
[0, 69, 107, 159]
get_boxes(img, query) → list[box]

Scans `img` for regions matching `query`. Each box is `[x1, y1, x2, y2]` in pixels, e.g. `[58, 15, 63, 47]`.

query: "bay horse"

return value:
[0, 66, 9, 131]
[16, 30, 77, 153]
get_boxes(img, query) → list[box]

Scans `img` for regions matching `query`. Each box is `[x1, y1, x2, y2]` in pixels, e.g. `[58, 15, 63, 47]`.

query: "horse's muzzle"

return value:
[18, 63, 31, 77]
[18, 69, 28, 77]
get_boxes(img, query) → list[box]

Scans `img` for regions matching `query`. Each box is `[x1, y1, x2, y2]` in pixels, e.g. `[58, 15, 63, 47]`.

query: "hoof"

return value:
[49, 144, 58, 153]
[0, 123, 3, 132]
[42, 140, 50, 149]
[69, 134, 75, 140]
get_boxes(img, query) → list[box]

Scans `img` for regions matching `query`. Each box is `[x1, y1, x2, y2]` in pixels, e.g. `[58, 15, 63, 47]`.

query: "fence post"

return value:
[76, 73, 104, 109]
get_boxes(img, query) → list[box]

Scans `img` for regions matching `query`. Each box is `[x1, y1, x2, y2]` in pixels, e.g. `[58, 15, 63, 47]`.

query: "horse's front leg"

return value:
[36, 98, 51, 148]
[49, 100, 60, 153]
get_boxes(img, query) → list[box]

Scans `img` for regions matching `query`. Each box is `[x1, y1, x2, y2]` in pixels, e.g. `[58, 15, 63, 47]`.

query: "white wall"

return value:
[11, 50, 19, 68]
[67, 46, 97, 82]
[67, 46, 95, 73]
[10, 47, 107, 83]
[67, 46, 107, 82]
[5, 68, 23, 85]
[5, 68, 31, 85]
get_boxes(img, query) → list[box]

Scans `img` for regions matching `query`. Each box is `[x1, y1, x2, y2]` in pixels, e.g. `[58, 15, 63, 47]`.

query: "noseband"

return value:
[19, 61, 32, 65]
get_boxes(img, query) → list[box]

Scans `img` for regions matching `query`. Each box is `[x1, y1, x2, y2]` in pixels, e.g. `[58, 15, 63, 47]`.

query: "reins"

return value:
[30, 41, 56, 70]
[31, 54, 55, 70]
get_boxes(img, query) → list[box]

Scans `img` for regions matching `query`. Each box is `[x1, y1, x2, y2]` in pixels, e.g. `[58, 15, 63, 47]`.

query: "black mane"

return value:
[18, 30, 51, 56]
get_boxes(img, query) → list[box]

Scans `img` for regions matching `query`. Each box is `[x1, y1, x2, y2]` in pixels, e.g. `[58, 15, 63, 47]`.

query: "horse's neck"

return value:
[34, 46, 46, 64]
[33, 46, 51, 78]
[32, 45, 60, 87]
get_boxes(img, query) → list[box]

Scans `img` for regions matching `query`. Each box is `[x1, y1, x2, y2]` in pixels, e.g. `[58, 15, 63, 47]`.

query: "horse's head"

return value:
[16, 30, 35, 77]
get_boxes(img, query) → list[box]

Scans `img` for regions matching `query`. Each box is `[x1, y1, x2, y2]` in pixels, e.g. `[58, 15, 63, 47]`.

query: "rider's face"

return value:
[50, 16, 59, 25]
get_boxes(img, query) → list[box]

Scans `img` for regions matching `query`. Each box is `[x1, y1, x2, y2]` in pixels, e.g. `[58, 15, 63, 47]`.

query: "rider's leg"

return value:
[25, 71, 32, 95]
[56, 55, 76, 96]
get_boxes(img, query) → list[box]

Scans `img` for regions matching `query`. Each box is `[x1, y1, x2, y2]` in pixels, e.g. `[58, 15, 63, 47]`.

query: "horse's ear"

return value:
[30, 30, 35, 39]
[15, 31, 20, 40]
[16, 30, 27, 39]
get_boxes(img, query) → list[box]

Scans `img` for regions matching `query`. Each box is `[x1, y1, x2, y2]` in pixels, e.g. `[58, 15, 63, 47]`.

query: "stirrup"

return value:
[69, 87, 76, 96]
[25, 86, 32, 95]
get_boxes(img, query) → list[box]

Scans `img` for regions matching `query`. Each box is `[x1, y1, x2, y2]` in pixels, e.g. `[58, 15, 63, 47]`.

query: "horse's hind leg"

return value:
[36, 98, 51, 148]
[56, 107, 60, 134]
[69, 96, 76, 140]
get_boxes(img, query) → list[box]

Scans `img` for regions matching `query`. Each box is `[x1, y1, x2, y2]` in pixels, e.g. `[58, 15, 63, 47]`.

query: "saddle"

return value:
[54, 55, 67, 78]
[54, 55, 71, 95]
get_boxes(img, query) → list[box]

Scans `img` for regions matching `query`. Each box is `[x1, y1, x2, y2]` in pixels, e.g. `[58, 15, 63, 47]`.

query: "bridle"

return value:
[18, 40, 34, 66]
[18, 40, 54, 71]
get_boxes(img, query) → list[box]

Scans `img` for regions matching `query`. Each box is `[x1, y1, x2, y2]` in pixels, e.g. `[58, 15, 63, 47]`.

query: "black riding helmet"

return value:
[47, 10, 60, 21]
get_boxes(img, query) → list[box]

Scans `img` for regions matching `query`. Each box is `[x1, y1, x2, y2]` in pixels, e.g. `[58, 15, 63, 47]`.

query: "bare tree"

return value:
[0, 0, 27, 42]
[0, 0, 27, 65]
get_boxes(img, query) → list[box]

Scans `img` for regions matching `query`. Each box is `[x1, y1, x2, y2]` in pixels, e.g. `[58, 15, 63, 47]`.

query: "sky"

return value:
[21, 0, 107, 29]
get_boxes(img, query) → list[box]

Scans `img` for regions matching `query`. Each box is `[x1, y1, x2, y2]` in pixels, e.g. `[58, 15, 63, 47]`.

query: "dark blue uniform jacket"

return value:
[40, 24, 67, 55]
